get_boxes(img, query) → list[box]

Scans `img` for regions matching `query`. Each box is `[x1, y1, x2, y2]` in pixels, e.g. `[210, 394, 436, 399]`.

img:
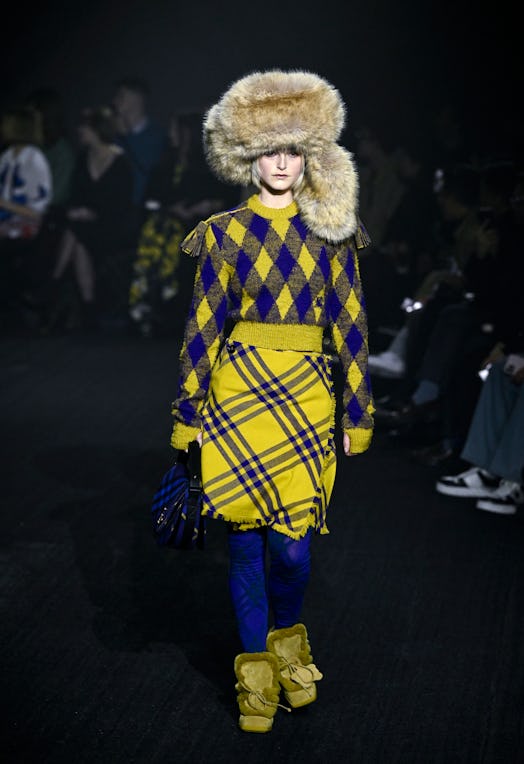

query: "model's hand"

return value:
[196, 431, 203, 447]
[343, 432, 352, 456]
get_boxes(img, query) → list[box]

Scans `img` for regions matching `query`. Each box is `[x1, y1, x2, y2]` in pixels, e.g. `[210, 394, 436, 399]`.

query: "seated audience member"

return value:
[362, 141, 437, 336]
[128, 111, 236, 337]
[45, 106, 134, 332]
[24, 87, 77, 297]
[112, 76, 168, 211]
[376, 161, 523, 464]
[414, 159, 521, 461]
[369, 163, 485, 382]
[435, 356, 524, 515]
[0, 105, 52, 238]
[0, 105, 53, 328]
[25, 86, 75, 213]
[428, 102, 472, 173]
[355, 125, 406, 253]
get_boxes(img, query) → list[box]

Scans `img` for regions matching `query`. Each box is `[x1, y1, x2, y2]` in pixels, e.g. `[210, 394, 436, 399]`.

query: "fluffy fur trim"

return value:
[204, 69, 359, 243]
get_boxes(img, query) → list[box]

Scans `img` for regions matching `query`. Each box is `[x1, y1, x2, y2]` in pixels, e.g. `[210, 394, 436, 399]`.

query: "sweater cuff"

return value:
[344, 427, 373, 454]
[171, 422, 201, 451]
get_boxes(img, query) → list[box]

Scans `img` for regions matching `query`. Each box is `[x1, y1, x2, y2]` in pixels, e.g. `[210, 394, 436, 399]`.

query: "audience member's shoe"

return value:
[476, 481, 524, 515]
[368, 351, 405, 378]
[436, 467, 501, 498]
[411, 441, 455, 467]
[374, 400, 412, 425]
[375, 399, 441, 429]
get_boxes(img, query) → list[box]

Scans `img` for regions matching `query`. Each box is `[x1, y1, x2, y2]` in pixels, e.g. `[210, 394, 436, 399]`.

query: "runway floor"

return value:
[1, 328, 523, 763]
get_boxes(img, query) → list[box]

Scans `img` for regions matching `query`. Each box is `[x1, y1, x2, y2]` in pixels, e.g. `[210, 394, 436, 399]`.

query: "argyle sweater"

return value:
[171, 194, 374, 452]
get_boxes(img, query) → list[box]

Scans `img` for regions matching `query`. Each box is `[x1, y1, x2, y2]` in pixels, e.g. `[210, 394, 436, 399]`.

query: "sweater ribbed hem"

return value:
[229, 321, 323, 352]
[171, 422, 200, 450]
[344, 427, 373, 454]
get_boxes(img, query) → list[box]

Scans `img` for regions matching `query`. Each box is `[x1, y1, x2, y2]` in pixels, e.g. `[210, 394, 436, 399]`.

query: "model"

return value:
[170, 69, 374, 733]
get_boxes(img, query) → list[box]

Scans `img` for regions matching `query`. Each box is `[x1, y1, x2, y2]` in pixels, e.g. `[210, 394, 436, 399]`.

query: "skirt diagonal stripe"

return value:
[201, 341, 337, 538]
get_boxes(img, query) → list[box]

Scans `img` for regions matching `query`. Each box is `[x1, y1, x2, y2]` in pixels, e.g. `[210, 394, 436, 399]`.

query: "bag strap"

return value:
[187, 440, 202, 487]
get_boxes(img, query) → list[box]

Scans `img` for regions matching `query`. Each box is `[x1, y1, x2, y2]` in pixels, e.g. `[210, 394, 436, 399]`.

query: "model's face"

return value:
[257, 150, 303, 193]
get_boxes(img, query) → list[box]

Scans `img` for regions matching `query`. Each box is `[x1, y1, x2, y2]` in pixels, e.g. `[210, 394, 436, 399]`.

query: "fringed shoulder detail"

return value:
[181, 221, 209, 258]
[354, 218, 371, 250]
[181, 203, 250, 257]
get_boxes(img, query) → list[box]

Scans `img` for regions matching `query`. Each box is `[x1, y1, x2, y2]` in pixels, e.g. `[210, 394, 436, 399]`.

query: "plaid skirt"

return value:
[200, 336, 337, 539]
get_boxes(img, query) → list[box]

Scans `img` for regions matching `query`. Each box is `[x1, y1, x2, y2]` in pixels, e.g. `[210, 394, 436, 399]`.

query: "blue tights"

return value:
[227, 527, 312, 653]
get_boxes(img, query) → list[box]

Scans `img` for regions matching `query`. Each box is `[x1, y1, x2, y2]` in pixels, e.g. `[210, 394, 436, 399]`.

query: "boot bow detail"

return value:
[279, 657, 323, 689]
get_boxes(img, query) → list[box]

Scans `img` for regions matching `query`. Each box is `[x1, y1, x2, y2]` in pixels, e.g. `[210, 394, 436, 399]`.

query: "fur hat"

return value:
[204, 69, 359, 243]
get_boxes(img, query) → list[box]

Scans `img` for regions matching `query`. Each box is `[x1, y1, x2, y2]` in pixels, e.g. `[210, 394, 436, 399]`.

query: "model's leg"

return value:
[267, 528, 312, 629]
[227, 527, 268, 653]
[265, 528, 321, 708]
[228, 527, 283, 733]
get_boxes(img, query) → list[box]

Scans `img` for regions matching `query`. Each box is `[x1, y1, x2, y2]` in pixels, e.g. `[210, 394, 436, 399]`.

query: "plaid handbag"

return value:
[151, 441, 206, 550]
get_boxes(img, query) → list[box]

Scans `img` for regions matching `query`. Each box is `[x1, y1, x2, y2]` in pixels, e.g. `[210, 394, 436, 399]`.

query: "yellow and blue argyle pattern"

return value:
[171, 194, 374, 449]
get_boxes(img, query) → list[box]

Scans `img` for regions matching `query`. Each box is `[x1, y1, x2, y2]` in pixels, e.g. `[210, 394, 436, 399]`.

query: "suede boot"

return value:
[234, 651, 288, 733]
[266, 623, 323, 708]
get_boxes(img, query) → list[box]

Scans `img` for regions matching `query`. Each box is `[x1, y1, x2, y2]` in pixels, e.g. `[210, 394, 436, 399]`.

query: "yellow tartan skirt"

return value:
[200, 335, 337, 539]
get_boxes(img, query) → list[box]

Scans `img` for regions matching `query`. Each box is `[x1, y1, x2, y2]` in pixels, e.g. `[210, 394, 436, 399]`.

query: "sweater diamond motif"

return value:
[171, 194, 374, 449]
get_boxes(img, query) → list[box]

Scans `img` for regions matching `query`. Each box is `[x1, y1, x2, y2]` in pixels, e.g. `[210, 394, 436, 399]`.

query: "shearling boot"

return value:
[234, 651, 287, 733]
[266, 623, 323, 708]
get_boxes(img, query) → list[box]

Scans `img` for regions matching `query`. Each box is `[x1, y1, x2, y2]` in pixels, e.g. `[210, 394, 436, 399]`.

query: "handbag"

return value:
[151, 441, 206, 550]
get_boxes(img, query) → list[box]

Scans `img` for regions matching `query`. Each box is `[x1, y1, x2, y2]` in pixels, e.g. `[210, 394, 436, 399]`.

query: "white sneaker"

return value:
[368, 351, 405, 378]
[476, 481, 524, 515]
[436, 467, 501, 498]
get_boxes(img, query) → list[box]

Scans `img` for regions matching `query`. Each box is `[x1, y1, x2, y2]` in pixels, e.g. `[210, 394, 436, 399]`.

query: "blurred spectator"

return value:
[112, 76, 168, 210]
[373, 160, 523, 466]
[410, 159, 522, 464]
[0, 105, 52, 330]
[369, 163, 483, 382]
[355, 125, 406, 252]
[428, 102, 472, 172]
[361, 141, 437, 334]
[44, 106, 134, 332]
[25, 86, 75, 210]
[24, 87, 77, 301]
[435, 357, 524, 515]
[0, 105, 52, 238]
[128, 111, 235, 337]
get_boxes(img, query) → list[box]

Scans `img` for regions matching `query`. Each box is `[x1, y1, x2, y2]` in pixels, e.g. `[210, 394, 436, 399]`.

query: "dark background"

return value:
[2, 0, 522, 161]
